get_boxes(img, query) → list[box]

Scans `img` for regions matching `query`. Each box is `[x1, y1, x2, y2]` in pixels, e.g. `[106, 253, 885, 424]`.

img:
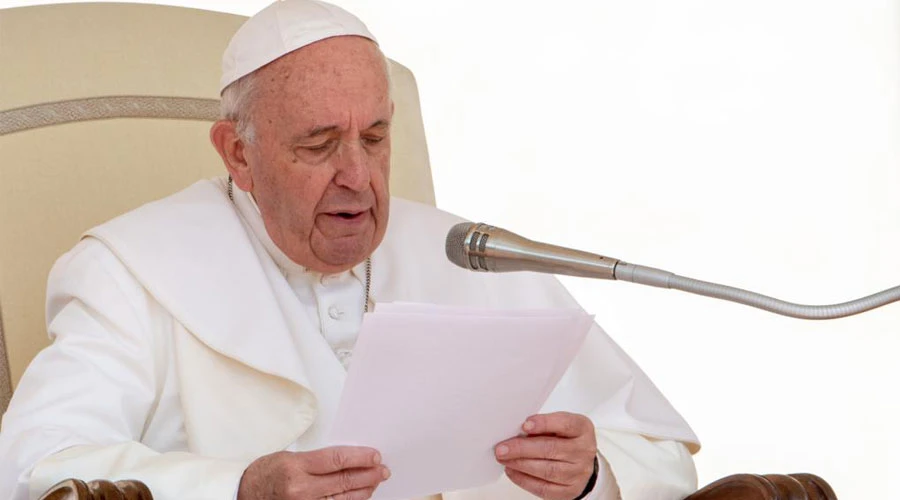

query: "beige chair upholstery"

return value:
[0, 3, 435, 415]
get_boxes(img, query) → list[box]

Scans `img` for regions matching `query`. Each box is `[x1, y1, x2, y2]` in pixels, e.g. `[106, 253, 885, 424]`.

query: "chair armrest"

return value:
[38, 479, 153, 500]
[685, 473, 837, 500]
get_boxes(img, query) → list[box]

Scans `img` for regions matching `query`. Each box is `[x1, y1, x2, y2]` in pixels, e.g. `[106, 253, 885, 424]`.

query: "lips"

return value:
[325, 209, 367, 220]
[316, 194, 376, 234]
[318, 208, 373, 228]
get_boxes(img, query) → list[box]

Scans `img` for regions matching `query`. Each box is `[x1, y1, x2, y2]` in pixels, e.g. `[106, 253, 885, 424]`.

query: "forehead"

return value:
[254, 36, 390, 118]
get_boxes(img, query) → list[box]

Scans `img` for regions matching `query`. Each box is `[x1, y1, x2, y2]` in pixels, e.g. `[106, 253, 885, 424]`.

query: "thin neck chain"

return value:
[227, 176, 372, 313]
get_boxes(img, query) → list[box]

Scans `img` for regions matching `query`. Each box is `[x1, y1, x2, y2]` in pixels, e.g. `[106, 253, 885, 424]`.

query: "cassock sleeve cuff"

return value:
[582, 452, 619, 500]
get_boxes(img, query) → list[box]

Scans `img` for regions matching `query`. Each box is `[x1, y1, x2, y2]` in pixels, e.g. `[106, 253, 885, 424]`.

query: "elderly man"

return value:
[0, 1, 699, 499]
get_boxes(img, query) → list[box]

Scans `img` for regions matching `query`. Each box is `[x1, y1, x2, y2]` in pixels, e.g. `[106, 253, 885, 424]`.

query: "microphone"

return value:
[445, 221, 900, 320]
[444, 222, 620, 279]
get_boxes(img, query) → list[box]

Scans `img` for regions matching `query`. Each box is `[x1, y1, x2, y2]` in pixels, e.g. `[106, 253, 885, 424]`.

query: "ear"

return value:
[210, 120, 254, 192]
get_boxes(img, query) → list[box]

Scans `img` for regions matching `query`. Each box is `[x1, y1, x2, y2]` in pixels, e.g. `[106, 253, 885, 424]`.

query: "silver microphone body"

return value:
[445, 222, 619, 279]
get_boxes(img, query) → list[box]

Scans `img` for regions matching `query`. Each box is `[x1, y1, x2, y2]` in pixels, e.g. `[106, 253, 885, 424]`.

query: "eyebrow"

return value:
[366, 120, 391, 130]
[304, 125, 339, 138]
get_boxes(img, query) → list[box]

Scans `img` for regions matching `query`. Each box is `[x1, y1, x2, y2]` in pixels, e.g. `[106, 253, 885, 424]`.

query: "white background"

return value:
[4, 0, 900, 497]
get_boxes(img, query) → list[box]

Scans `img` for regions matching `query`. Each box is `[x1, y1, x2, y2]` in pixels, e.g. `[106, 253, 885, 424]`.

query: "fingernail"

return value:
[382, 467, 391, 480]
[373, 452, 382, 465]
[496, 445, 509, 457]
[523, 420, 535, 432]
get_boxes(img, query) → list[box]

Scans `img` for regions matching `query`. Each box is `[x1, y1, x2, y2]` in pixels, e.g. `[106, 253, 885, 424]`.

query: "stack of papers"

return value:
[328, 302, 594, 500]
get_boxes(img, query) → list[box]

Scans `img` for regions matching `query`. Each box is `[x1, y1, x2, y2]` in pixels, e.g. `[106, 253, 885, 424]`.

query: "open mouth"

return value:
[330, 211, 365, 220]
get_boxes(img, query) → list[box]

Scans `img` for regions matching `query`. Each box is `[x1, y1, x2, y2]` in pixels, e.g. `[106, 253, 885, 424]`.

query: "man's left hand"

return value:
[495, 412, 598, 500]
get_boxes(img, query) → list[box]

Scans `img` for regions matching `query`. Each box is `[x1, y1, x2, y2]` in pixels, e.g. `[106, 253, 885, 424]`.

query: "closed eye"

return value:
[299, 140, 334, 152]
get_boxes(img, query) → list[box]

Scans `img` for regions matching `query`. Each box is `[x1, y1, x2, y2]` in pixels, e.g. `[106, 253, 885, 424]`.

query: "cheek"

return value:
[287, 171, 330, 213]
[372, 147, 391, 189]
[257, 162, 325, 221]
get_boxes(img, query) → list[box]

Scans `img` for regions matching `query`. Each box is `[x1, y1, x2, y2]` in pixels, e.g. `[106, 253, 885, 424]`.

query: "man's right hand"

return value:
[237, 446, 390, 500]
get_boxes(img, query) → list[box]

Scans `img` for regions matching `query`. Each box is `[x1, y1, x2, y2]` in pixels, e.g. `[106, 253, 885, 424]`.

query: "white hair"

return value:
[219, 50, 393, 144]
[220, 71, 259, 143]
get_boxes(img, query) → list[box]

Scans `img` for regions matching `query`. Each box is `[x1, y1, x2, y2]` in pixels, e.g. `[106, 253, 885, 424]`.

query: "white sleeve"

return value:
[580, 452, 617, 500]
[27, 443, 247, 500]
[594, 429, 697, 500]
[0, 239, 249, 500]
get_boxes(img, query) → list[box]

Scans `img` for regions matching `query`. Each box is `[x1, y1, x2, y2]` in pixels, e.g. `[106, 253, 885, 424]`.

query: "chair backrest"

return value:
[0, 3, 436, 415]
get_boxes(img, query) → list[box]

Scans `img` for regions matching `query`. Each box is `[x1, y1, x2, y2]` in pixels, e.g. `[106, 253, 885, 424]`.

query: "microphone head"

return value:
[445, 222, 496, 271]
[447, 221, 619, 278]
[445, 222, 476, 270]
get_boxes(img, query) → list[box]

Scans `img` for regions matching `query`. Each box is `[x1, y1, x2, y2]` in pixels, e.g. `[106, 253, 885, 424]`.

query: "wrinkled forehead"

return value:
[249, 37, 392, 134]
[257, 36, 389, 102]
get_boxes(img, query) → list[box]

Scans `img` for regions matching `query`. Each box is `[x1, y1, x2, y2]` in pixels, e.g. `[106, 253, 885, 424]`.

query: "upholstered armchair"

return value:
[0, 4, 836, 500]
[0, 1, 434, 414]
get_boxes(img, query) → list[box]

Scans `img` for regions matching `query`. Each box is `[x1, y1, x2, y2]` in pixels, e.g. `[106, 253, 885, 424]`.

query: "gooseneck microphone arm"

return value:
[445, 222, 900, 320]
[613, 261, 900, 319]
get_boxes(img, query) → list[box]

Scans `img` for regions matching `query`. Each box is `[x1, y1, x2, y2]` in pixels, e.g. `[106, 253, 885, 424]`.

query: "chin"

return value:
[317, 244, 370, 269]
[311, 227, 383, 270]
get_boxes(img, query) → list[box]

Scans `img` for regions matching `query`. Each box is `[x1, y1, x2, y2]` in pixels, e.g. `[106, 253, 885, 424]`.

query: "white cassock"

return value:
[0, 178, 700, 500]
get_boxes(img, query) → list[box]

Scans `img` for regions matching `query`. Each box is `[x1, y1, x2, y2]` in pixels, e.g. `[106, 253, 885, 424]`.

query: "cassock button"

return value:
[336, 348, 353, 367]
[328, 305, 344, 320]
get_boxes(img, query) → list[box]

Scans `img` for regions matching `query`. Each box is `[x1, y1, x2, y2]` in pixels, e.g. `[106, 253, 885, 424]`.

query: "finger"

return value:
[522, 412, 593, 438]
[505, 468, 574, 500]
[500, 458, 583, 485]
[305, 446, 382, 475]
[330, 487, 377, 500]
[318, 466, 391, 497]
[495, 436, 582, 462]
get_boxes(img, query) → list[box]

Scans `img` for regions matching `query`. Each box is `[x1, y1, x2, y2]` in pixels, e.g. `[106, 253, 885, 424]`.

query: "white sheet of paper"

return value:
[327, 302, 594, 500]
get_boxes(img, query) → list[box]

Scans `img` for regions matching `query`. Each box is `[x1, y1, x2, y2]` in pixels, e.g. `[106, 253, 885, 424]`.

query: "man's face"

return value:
[243, 36, 392, 274]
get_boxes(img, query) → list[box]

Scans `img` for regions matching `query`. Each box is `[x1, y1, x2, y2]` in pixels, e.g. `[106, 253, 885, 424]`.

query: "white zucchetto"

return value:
[220, 0, 377, 93]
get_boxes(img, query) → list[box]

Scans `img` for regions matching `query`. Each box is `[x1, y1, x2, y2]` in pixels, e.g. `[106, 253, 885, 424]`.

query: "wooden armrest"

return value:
[38, 479, 153, 500]
[685, 473, 837, 500]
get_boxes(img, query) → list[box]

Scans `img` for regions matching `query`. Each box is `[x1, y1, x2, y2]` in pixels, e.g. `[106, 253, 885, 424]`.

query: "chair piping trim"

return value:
[0, 96, 221, 136]
[0, 300, 12, 415]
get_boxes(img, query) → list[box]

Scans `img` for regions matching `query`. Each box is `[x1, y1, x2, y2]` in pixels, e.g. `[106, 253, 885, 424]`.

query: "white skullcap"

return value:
[220, 0, 377, 93]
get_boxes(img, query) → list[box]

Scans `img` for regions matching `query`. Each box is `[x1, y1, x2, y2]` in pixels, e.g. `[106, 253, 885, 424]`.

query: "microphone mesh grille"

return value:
[445, 222, 474, 269]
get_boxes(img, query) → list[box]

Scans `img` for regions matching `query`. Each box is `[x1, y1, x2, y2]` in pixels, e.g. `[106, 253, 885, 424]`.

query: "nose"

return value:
[333, 140, 371, 192]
